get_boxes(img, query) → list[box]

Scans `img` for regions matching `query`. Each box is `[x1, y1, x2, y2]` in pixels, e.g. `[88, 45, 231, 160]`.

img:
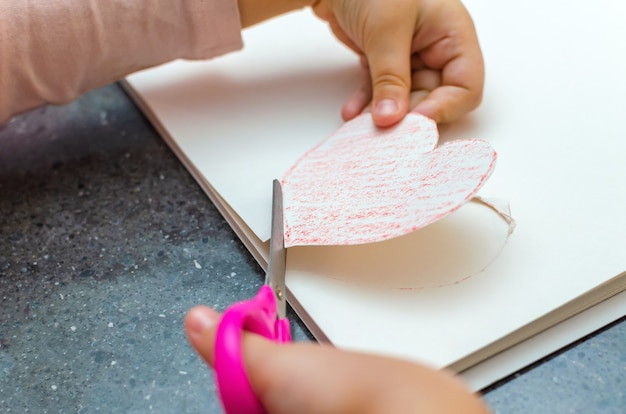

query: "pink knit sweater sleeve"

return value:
[0, 0, 243, 123]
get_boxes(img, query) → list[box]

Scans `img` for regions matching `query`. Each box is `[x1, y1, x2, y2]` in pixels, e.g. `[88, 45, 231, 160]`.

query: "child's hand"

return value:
[185, 306, 489, 414]
[311, 0, 484, 126]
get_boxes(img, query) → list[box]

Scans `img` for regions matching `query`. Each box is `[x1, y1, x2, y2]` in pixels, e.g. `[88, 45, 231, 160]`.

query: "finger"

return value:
[407, 70, 440, 114]
[354, 67, 436, 118]
[184, 306, 362, 414]
[411, 15, 484, 123]
[415, 44, 484, 123]
[185, 304, 301, 412]
[363, 12, 417, 127]
[253, 343, 490, 414]
[411, 68, 442, 92]
[411, 85, 479, 123]
[409, 90, 430, 110]
[410, 53, 428, 71]
[184, 305, 221, 366]
[411, 45, 484, 123]
[370, 90, 429, 114]
[341, 71, 372, 121]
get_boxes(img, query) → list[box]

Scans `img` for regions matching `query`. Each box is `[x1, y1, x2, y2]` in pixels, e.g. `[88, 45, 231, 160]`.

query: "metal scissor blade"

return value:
[265, 179, 287, 319]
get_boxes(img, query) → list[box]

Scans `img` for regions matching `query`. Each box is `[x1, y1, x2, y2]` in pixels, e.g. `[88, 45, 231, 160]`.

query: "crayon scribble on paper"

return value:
[281, 113, 497, 247]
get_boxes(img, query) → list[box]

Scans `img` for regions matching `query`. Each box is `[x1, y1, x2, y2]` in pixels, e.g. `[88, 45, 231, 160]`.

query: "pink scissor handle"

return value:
[214, 285, 291, 414]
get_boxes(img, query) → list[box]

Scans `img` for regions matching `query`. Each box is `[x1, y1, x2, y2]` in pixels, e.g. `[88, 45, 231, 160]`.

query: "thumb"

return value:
[184, 305, 221, 366]
[184, 306, 367, 414]
[362, 13, 416, 127]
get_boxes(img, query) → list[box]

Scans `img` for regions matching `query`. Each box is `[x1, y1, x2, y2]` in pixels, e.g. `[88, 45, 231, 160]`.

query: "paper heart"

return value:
[281, 113, 496, 247]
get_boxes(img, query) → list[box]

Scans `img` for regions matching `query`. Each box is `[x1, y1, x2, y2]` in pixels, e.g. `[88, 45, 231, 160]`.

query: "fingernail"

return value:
[188, 307, 217, 335]
[374, 99, 399, 117]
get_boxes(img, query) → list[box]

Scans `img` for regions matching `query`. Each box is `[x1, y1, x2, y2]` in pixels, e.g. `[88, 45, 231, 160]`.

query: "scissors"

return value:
[214, 179, 291, 414]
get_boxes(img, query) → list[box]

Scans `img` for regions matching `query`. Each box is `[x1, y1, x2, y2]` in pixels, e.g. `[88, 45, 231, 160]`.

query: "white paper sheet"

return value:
[125, 0, 626, 389]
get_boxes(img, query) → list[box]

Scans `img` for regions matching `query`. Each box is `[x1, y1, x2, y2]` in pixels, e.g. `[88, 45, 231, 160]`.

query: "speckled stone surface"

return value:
[483, 317, 626, 413]
[0, 84, 624, 413]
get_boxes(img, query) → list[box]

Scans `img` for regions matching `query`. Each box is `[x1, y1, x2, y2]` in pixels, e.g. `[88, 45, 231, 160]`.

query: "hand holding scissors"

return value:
[214, 179, 291, 414]
[188, 181, 489, 414]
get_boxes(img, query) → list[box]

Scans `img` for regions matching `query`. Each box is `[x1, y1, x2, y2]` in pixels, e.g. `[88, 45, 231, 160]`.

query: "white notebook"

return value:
[123, 0, 626, 390]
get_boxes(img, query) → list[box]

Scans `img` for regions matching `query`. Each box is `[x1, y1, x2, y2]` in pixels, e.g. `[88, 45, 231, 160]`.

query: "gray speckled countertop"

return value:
[0, 84, 624, 413]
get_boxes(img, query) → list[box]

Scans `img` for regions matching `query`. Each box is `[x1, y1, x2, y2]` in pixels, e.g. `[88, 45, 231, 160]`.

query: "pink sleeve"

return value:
[0, 0, 243, 124]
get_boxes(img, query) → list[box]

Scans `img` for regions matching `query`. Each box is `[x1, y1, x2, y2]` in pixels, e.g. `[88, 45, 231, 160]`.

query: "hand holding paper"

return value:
[311, 0, 484, 125]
